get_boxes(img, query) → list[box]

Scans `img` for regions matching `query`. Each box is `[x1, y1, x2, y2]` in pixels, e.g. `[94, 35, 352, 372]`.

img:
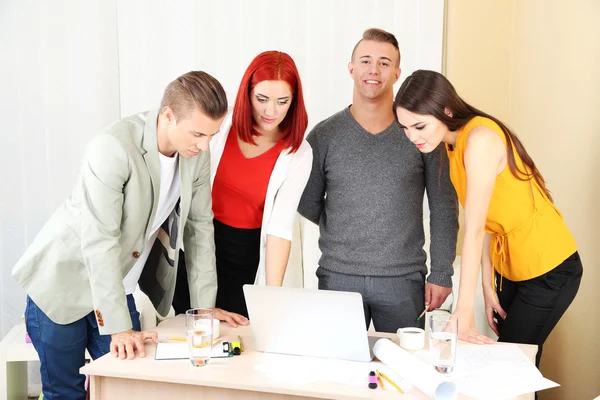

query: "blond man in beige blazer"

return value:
[12, 71, 248, 399]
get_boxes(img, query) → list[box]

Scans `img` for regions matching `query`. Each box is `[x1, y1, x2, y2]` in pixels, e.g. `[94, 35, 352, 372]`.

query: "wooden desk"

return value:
[82, 315, 537, 400]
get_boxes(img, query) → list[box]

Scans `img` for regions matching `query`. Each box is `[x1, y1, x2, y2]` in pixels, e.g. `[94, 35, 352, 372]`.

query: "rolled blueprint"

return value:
[373, 338, 453, 399]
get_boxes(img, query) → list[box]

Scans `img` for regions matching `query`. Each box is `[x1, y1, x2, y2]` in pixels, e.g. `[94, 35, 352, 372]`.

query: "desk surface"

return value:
[81, 315, 537, 400]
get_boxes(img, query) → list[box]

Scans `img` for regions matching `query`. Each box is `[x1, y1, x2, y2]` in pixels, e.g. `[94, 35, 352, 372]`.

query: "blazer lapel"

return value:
[177, 157, 191, 248]
[141, 109, 161, 239]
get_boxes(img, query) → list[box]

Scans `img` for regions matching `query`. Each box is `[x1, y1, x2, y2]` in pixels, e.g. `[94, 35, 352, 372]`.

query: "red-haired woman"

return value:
[175, 51, 312, 318]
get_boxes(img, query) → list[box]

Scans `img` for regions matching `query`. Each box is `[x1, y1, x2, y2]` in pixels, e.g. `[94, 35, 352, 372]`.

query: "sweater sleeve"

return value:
[297, 128, 326, 225]
[422, 144, 459, 287]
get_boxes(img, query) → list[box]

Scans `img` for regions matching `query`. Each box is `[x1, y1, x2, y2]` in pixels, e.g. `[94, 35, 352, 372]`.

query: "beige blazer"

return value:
[12, 110, 217, 335]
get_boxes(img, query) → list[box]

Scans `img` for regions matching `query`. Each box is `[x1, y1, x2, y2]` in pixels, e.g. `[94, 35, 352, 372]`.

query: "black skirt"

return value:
[173, 219, 260, 318]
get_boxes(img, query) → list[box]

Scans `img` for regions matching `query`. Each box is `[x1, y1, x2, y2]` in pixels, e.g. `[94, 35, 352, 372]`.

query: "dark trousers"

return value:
[496, 251, 583, 367]
[173, 219, 260, 318]
[317, 267, 426, 332]
[25, 295, 141, 400]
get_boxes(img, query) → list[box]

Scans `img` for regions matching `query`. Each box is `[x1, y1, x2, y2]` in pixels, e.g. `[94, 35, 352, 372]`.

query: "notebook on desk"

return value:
[243, 285, 376, 362]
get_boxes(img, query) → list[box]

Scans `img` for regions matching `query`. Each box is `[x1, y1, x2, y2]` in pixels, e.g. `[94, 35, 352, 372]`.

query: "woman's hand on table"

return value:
[453, 308, 495, 344]
[212, 308, 249, 327]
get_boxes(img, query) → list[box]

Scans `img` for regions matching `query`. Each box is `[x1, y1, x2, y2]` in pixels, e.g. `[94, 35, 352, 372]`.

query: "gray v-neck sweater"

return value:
[298, 107, 458, 287]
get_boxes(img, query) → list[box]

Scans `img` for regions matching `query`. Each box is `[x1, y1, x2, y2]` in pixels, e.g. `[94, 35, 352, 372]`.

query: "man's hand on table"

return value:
[110, 329, 159, 360]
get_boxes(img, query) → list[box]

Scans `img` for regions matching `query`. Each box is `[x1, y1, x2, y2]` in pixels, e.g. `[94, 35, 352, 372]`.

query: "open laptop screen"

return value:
[243, 285, 373, 362]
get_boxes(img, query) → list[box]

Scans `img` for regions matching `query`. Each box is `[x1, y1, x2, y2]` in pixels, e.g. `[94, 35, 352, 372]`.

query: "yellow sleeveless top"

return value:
[447, 116, 577, 283]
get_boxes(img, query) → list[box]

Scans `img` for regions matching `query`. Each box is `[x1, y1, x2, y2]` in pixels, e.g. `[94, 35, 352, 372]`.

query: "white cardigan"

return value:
[209, 112, 313, 285]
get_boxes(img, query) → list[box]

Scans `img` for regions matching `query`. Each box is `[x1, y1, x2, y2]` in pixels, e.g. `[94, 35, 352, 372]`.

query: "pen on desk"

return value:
[378, 370, 403, 393]
[416, 304, 429, 321]
[375, 370, 385, 389]
[237, 335, 245, 352]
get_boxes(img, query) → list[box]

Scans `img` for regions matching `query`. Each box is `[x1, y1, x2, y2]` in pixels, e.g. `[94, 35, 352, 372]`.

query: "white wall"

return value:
[116, 0, 444, 131]
[0, 0, 444, 338]
[0, 0, 121, 337]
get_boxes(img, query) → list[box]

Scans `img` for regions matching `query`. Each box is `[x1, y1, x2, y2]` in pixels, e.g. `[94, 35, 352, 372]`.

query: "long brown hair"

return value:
[393, 70, 553, 202]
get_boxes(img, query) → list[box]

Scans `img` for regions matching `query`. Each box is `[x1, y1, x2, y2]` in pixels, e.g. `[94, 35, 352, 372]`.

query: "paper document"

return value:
[374, 339, 559, 400]
[154, 342, 231, 360]
[253, 353, 412, 392]
[452, 344, 559, 399]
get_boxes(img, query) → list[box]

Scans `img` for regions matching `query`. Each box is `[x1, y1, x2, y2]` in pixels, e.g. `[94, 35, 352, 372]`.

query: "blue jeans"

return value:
[25, 295, 141, 400]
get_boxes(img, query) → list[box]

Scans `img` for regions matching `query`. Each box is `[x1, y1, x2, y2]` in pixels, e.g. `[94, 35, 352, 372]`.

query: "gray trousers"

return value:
[317, 267, 425, 333]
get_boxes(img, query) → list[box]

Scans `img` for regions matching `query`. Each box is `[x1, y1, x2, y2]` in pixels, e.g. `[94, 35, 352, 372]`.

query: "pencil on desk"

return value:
[378, 370, 403, 393]
[416, 304, 429, 321]
[375, 370, 385, 389]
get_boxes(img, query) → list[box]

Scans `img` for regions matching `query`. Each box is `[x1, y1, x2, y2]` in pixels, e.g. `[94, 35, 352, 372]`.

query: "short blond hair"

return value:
[159, 71, 228, 120]
[351, 28, 401, 67]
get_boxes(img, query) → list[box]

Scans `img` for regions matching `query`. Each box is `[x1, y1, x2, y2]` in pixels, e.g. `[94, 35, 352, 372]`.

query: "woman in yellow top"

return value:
[393, 70, 582, 366]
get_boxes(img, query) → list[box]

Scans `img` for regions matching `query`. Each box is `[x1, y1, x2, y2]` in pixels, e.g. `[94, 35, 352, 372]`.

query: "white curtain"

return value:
[0, 0, 121, 337]
[0, 0, 444, 337]
[116, 0, 445, 128]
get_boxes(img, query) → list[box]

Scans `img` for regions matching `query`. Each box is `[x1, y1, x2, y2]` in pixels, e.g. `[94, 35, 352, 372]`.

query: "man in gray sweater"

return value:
[298, 28, 458, 332]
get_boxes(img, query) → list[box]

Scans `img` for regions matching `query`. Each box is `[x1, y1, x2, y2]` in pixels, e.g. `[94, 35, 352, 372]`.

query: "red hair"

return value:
[232, 51, 308, 153]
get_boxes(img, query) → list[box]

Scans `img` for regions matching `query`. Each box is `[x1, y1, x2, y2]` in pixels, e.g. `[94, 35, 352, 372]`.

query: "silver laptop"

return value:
[243, 285, 375, 362]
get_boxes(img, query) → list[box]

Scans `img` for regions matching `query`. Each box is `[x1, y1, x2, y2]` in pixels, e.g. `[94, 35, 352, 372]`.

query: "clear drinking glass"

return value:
[428, 313, 458, 374]
[186, 308, 214, 367]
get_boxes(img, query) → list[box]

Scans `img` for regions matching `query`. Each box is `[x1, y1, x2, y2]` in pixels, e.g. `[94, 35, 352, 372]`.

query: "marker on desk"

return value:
[231, 341, 242, 356]
[237, 335, 245, 352]
[222, 341, 241, 355]
[368, 371, 378, 389]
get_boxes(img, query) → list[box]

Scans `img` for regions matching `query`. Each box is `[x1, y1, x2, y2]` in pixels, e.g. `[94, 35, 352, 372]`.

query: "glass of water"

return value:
[428, 313, 458, 374]
[186, 308, 214, 367]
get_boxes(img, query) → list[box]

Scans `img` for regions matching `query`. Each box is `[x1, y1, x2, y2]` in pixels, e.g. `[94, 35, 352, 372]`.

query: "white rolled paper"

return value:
[373, 338, 452, 399]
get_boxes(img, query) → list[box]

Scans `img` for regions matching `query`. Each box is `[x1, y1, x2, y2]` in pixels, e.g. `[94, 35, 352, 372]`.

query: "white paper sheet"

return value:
[253, 353, 412, 392]
[373, 339, 559, 400]
[452, 344, 559, 399]
[154, 342, 231, 360]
